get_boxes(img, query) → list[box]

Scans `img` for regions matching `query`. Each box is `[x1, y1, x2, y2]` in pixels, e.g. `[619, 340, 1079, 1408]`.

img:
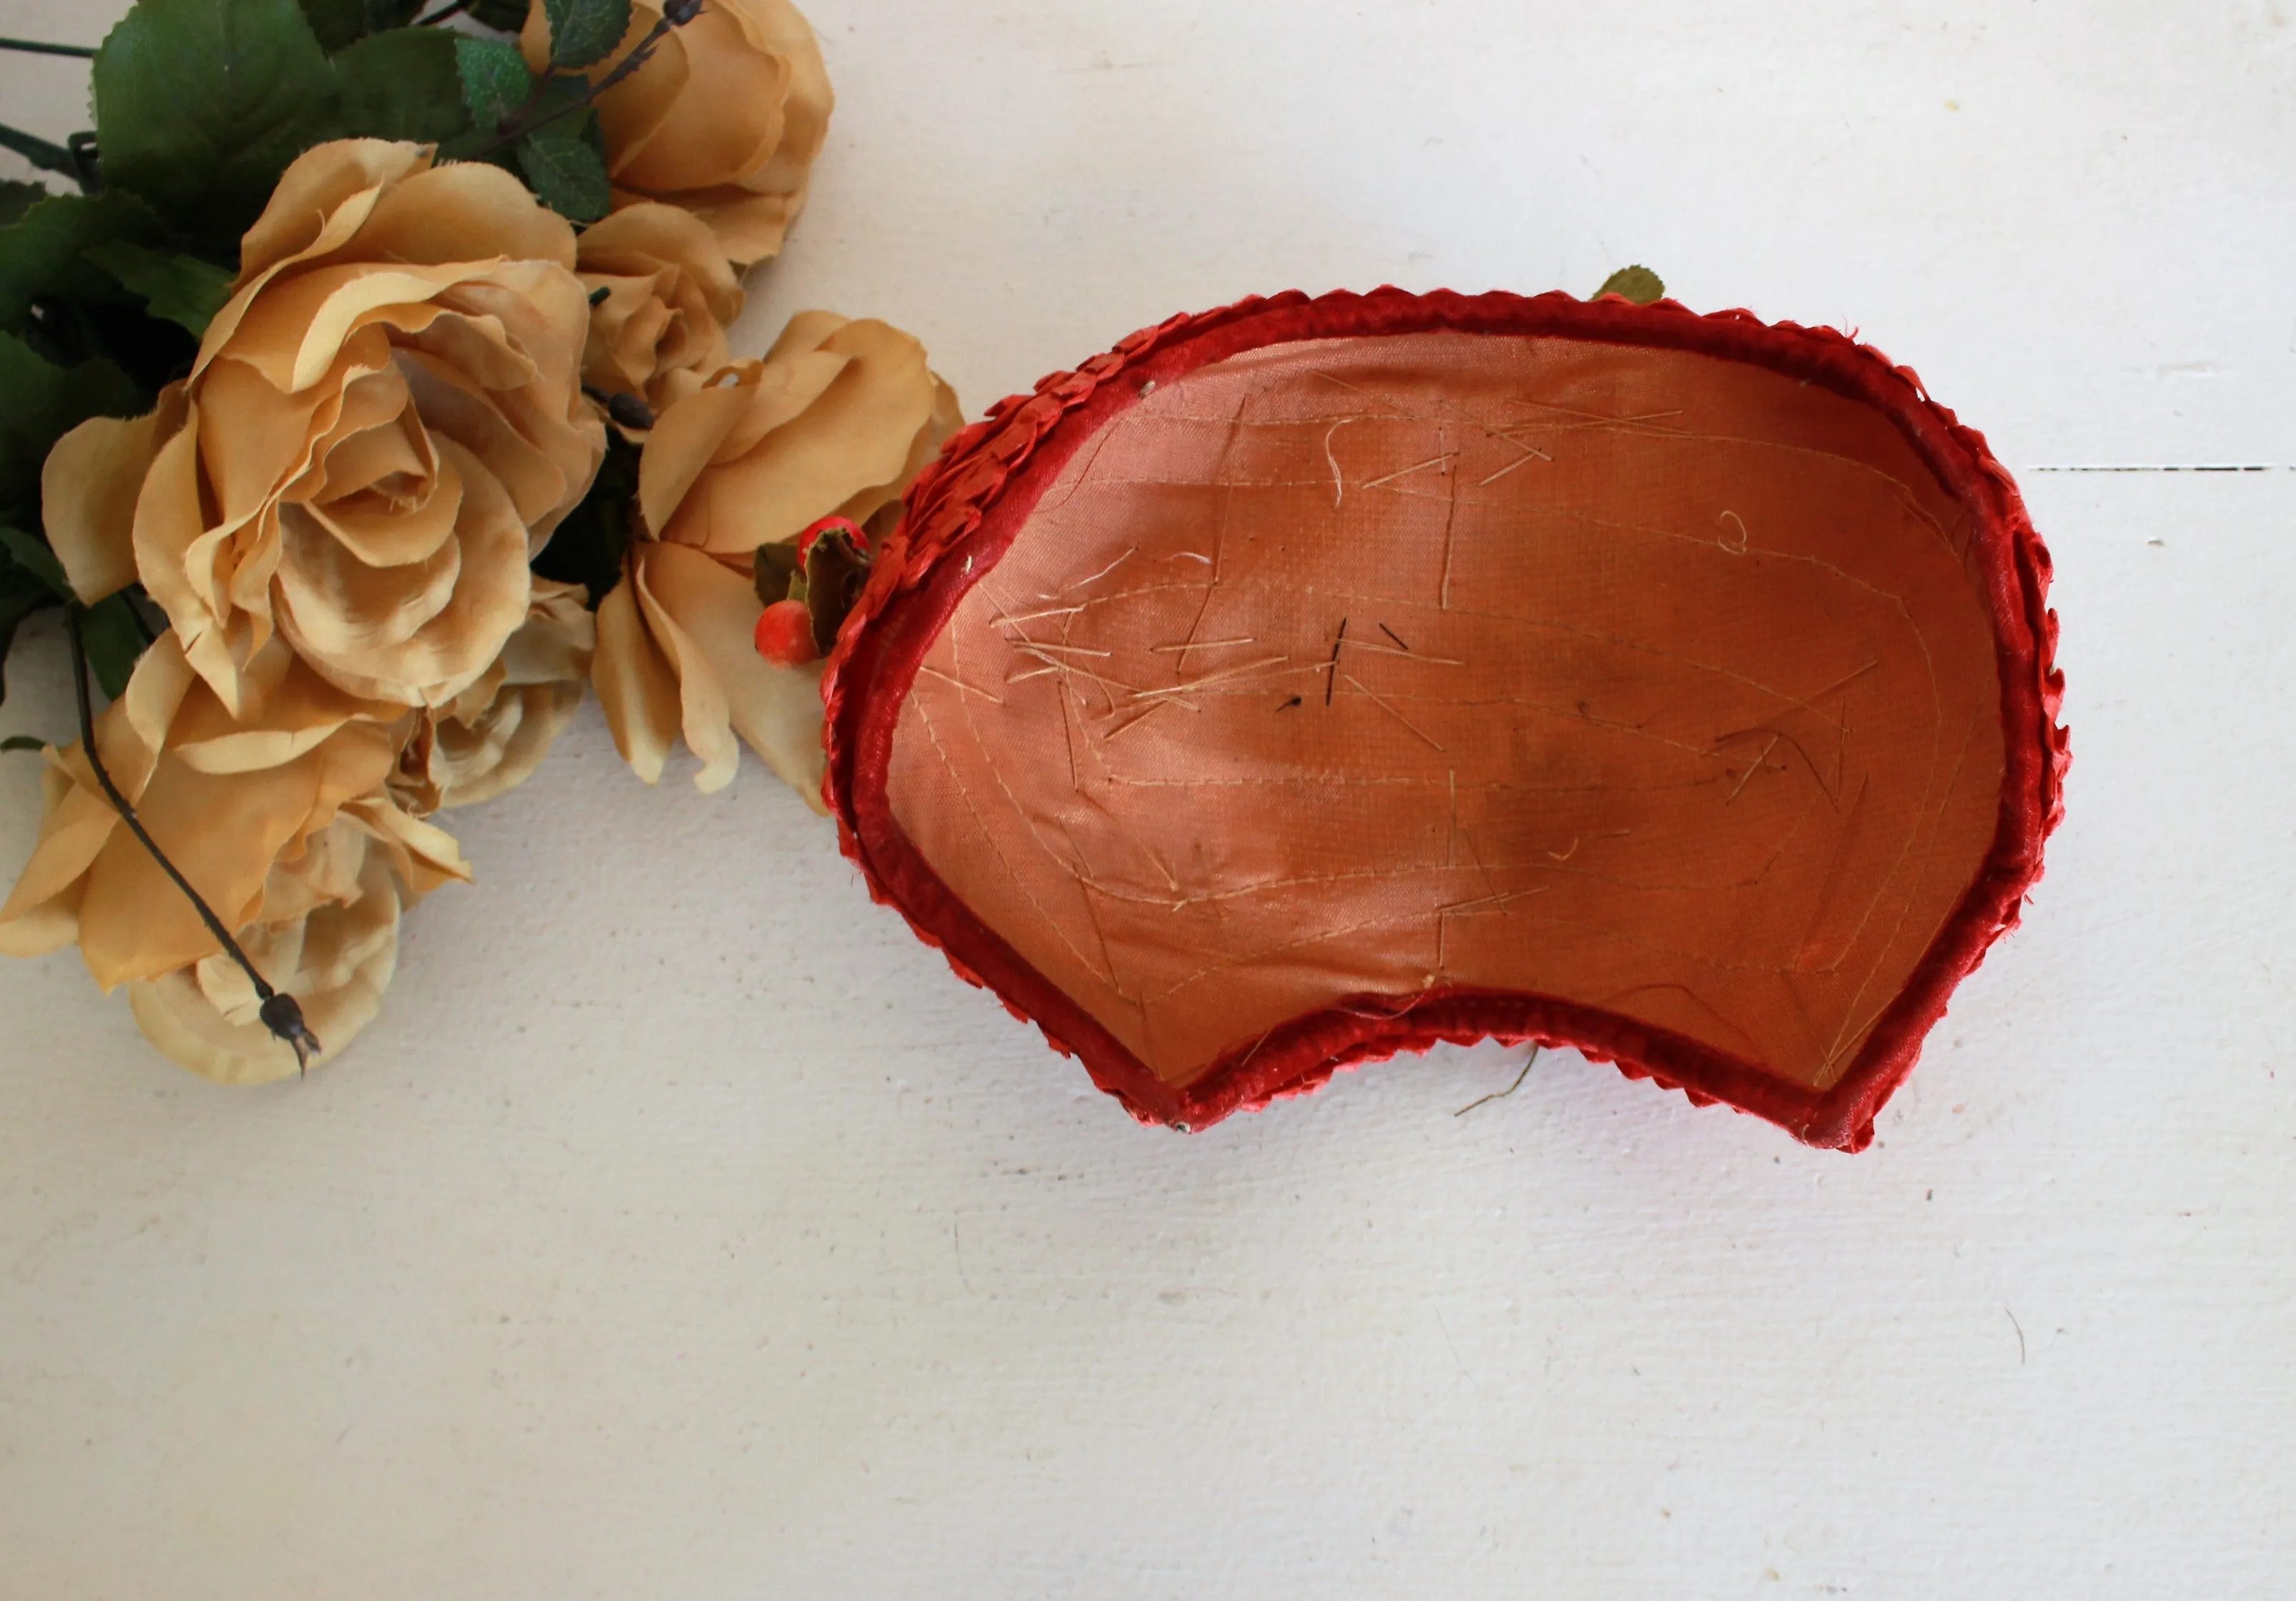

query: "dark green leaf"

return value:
[518, 130, 609, 221]
[1, 734, 47, 754]
[532, 432, 635, 605]
[0, 188, 165, 331]
[0, 180, 52, 229]
[533, 71, 598, 133]
[92, 0, 346, 248]
[0, 120, 80, 182]
[1593, 266, 1666, 306]
[0, 525, 67, 597]
[454, 34, 534, 132]
[0, 330, 145, 531]
[336, 26, 472, 143]
[580, 92, 608, 161]
[542, 0, 629, 70]
[298, 0, 366, 50]
[20, 298, 195, 398]
[437, 62, 584, 165]
[467, 0, 532, 31]
[53, 356, 148, 435]
[80, 241, 235, 337]
[75, 595, 147, 699]
[0, 190, 192, 378]
[365, 0, 424, 29]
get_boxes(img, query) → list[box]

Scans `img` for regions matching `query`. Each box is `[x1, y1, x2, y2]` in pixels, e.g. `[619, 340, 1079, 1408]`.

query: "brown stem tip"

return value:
[259, 993, 325, 1076]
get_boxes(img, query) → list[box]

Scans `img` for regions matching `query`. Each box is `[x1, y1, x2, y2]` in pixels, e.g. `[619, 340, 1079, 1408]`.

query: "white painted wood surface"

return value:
[3, 3, 2292, 1594]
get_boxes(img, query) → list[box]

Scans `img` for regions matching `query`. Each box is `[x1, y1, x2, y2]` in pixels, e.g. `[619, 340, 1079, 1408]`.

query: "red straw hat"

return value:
[826, 288, 2066, 1149]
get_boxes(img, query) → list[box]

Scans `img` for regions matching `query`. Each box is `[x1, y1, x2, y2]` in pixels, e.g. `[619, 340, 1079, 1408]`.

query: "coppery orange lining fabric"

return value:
[826, 291, 2064, 1149]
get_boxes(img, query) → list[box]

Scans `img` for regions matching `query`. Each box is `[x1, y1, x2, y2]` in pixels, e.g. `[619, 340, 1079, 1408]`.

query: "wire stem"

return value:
[0, 37, 97, 59]
[64, 608, 321, 1071]
[0, 119, 80, 185]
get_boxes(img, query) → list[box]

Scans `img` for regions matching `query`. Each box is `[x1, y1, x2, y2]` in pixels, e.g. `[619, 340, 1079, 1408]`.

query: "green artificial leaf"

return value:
[53, 356, 149, 439]
[92, 0, 346, 248]
[0, 188, 203, 391]
[518, 130, 610, 221]
[0, 331, 145, 532]
[532, 432, 635, 605]
[454, 34, 534, 133]
[298, 0, 366, 50]
[0, 180, 52, 230]
[22, 297, 196, 399]
[76, 595, 148, 699]
[1592, 265, 1666, 306]
[0, 189, 164, 332]
[365, 0, 424, 29]
[80, 240, 235, 337]
[535, 71, 601, 136]
[542, 0, 630, 70]
[439, 55, 587, 165]
[467, 0, 533, 31]
[0, 525, 67, 597]
[336, 26, 473, 143]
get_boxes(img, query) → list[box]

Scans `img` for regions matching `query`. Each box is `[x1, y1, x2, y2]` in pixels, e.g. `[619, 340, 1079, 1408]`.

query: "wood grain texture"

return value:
[2, 1, 2293, 1597]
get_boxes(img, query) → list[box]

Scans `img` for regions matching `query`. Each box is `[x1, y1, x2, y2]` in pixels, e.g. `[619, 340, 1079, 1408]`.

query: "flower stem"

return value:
[466, 10, 687, 161]
[64, 608, 322, 1073]
[0, 37, 97, 59]
[0, 119, 81, 184]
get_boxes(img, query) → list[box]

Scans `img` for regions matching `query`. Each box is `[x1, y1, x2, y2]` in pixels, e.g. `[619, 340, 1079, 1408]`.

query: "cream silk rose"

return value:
[576, 202, 743, 422]
[0, 635, 467, 1081]
[41, 140, 604, 716]
[391, 578, 596, 814]
[524, 0, 832, 266]
[592, 311, 958, 800]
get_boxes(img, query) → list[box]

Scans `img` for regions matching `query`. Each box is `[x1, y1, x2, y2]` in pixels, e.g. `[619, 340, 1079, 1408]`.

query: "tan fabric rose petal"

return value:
[231, 138, 432, 289]
[127, 838, 404, 1086]
[0, 633, 462, 993]
[638, 316, 941, 554]
[41, 402, 173, 604]
[128, 141, 604, 716]
[576, 202, 743, 417]
[592, 568, 684, 786]
[391, 578, 596, 812]
[625, 540, 744, 794]
[0, 641, 197, 959]
[525, 0, 832, 266]
[591, 311, 956, 800]
[639, 539, 826, 800]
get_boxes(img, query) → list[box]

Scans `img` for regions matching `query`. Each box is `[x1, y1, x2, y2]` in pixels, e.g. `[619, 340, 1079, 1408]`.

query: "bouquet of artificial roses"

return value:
[0, 0, 957, 1081]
